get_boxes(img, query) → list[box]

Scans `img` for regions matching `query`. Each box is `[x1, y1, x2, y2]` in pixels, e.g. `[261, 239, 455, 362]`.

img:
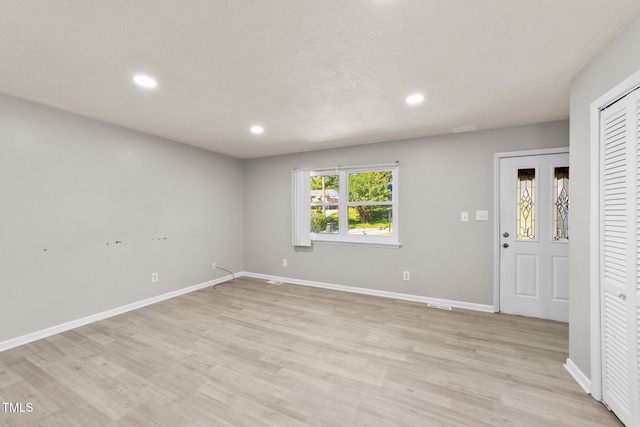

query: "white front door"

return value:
[499, 152, 570, 322]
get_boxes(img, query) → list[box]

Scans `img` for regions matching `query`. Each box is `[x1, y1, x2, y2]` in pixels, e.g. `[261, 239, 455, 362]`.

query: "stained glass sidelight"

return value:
[553, 167, 569, 240]
[517, 168, 535, 239]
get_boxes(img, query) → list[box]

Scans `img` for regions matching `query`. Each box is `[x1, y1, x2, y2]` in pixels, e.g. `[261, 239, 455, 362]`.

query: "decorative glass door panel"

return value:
[517, 168, 536, 240]
[553, 167, 569, 241]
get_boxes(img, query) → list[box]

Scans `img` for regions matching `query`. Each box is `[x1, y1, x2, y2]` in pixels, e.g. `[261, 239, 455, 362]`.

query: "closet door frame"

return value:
[590, 69, 640, 403]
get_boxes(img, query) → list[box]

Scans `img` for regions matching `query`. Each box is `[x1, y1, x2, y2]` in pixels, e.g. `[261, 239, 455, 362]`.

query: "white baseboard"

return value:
[564, 358, 591, 394]
[0, 275, 233, 353]
[238, 271, 495, 313]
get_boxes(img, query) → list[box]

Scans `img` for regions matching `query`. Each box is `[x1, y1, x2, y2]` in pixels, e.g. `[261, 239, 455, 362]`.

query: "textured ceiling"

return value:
[1, 1, 639, 159]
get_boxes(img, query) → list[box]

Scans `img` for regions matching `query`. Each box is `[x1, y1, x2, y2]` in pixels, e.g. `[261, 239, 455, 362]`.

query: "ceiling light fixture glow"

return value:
[406, 94, 425, 105]
[133, 74, 157, 89]
[250, 125, 264, 134]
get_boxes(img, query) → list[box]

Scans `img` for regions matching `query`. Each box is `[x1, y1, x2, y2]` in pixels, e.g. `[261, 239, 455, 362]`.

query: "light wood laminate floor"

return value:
[0, 278, 621, 426]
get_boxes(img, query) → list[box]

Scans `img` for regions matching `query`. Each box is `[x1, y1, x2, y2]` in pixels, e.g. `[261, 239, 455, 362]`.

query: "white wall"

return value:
[243, 121, 568, 305]
[569, 14, 640, 378]
[0, 94, 244, 343]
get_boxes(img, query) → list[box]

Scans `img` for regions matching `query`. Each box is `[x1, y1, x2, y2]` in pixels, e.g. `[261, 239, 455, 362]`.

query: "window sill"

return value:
[311, 237, 401, 248]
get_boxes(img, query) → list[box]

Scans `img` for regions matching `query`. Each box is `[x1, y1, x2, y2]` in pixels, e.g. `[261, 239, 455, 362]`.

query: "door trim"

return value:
[493, 147, 570, 314]
[589, 68, 640, 401]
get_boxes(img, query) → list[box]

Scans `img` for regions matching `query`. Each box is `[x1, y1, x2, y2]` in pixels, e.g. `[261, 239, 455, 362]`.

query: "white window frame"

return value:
[309, 163, 400, 247]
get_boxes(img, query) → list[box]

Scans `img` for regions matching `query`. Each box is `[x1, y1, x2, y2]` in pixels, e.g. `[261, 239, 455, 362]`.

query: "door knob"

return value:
[503, 232, 509, 237]
[503, 243, 509, 248]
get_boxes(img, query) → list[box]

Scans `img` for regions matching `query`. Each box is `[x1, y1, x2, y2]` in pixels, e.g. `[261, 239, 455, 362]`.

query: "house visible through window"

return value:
[311, 174, 340, 233]
[303, 164, 399, 246]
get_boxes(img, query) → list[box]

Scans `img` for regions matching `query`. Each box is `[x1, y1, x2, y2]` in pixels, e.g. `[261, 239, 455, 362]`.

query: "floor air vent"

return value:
[427, 303, 452, 310]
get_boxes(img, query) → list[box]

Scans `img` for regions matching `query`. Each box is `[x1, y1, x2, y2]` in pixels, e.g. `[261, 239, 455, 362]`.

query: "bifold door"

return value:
[598, 87, 640, 427]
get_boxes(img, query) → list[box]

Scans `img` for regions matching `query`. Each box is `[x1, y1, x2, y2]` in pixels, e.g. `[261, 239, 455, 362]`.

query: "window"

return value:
[516, 168, 535, 240]
[346, 170, 393, 237]
[310, 174, 340, 234]
[293, 163, 399, 247]
[553, 166, 569, 240]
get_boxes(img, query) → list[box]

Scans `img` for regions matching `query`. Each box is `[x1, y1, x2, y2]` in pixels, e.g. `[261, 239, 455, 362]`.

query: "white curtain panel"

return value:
[291, 170, 311, 247]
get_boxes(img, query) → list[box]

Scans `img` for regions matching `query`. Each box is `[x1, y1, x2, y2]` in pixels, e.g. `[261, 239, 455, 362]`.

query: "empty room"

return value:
[2, 1, 640, 426]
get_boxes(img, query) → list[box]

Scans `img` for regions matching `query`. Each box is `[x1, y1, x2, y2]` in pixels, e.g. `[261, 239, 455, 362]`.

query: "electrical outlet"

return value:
[403, 271, 410, 281]
[212, 262, 217, 270]
[282, 258, 288, 267]
[476, 210, 489, 221]
[151, 272, 159, 283]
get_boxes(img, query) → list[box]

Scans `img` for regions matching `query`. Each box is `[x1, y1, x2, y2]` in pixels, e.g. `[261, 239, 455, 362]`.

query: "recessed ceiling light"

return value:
[250, 125, 264, 134]
[132, 74, 157, 89]
[406, 94, 425, 105]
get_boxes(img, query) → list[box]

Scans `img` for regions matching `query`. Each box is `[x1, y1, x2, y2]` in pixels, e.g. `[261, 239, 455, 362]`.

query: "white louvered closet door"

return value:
[600, 88, 640, 427]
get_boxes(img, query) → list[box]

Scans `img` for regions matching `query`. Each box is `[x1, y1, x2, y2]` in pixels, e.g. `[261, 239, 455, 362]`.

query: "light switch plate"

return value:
[476, 210, 489, 221]
[461, 211, 469, 222]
